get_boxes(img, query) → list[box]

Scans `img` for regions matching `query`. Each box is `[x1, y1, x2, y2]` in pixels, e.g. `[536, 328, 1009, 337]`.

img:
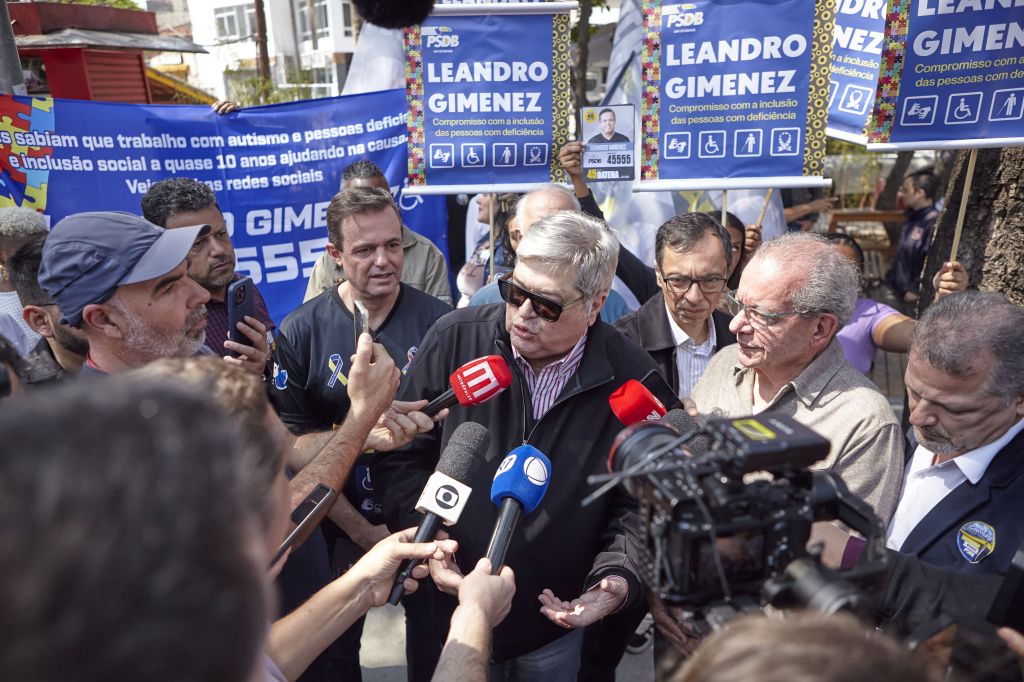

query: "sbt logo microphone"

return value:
[424, 26, 460, 48]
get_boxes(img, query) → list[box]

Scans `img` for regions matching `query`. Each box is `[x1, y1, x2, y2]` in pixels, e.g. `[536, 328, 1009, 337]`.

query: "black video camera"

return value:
[591, 412, 887, 627]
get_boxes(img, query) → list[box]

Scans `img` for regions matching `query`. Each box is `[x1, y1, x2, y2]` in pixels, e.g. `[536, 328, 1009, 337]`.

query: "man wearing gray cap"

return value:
[38, 211, 211, 376]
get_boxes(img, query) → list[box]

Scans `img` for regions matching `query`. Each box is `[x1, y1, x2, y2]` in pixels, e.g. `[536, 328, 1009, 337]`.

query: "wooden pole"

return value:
[755, 188, 774, 228]
[721, 190, 728, 227]
[949, 148, 978, 263]
[488, 193, 496, 283]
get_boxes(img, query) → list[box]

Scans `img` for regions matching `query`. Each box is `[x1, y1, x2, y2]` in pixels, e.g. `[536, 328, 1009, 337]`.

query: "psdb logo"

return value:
[664, 4, 704, 28]
[425, 26, 460, 48]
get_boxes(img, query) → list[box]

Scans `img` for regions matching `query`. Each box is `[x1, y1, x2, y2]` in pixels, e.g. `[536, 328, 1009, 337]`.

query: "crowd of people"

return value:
[0, 134, 1022, 682]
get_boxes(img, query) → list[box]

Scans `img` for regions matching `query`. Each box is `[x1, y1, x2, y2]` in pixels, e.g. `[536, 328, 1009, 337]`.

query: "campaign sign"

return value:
[639, 0, 834, 190]
[405, 9, 572, 191]
[0, 91, 447, 322]
[827, 0, 886, 143]
[581, 104, 636, 181]
[869, 0, 1024, 149]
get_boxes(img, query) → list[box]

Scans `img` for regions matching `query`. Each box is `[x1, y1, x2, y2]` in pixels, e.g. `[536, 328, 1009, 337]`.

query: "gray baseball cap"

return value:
[39, 211, 210, 326]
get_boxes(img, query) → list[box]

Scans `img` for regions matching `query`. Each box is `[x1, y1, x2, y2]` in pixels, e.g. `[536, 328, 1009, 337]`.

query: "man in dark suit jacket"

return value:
[614, 212, 737, 400]
[886, 291, 1024, 576]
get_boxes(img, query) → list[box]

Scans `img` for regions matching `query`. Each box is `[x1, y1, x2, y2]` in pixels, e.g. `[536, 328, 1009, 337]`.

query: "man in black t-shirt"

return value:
[273, 186, 451, 682]
[587, 108, 631, 144]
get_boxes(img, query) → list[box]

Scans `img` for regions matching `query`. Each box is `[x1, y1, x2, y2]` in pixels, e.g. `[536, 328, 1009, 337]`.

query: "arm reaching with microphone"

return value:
[433, 558, 516, 682]
[267, 527, 458, 682]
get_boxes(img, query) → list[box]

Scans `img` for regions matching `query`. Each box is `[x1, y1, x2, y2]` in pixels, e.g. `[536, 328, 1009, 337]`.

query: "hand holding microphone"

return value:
[387, 422, 490, 605]
[422, 355, 513, 417]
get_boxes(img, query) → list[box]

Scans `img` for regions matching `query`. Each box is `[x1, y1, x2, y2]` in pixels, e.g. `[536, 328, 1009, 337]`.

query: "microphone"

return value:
[353, 0, 435, 28]
[421, 355, 513, 417]
[387, 421, 490, 605]
[484, 445, 551, 574]
[609, 379, 667, 425]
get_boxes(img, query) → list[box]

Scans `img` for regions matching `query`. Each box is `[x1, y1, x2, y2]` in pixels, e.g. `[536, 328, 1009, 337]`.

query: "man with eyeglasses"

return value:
[615, 213, 737, 399]
[374, 211, 666, 682]
[691, 232, 904, 524]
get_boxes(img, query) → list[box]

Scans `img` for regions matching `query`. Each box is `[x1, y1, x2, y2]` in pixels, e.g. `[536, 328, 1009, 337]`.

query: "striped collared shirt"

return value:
[664, 302, 717, 399]
[512, 330, 589, 420]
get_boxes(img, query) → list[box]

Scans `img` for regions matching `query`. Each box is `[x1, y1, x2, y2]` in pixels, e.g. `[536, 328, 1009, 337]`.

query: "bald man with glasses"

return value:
[691, 232, 904, 525]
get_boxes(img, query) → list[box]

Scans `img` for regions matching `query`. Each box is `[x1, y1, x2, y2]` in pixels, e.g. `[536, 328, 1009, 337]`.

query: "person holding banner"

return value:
[303, 161, 452, 306]
[141, 178, 274, 376]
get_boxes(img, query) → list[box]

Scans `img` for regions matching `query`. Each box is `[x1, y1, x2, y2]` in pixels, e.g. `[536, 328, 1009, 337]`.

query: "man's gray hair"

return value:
[514, 184, 580, 227]
[754, 232, 858, 326]
[0, 208, 47, 250]
[515, 211, 618, 299]
[912, 291, 1024, 405]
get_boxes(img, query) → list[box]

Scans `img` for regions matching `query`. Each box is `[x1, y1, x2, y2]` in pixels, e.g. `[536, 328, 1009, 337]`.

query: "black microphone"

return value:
[353, 0, 435, 28]
[484, 445, 552, 574]
[387, 421, 490, 605]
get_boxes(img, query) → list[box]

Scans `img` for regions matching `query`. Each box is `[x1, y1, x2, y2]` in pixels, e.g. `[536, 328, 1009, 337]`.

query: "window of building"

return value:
[215, 5, 255, 42]
[340, 1, 353, 37]
[297, 0, 330, 42]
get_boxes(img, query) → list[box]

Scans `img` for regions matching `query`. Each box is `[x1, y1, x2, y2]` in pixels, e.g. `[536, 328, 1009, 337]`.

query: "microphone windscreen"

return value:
[609, 379, 667, 425]
[451, 355, 513, 406]
[353, 0, 435, 28]
[659, 408, 709, 456]
[490, 445, 551, 515]
[437, 421, 490, 482]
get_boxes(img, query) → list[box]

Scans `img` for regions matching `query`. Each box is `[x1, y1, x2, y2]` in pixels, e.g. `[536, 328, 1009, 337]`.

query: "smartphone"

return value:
[226, 277, 258, 351]
[988, 542, 1024, 630]
[640, 368, 682, 412]
[353, 299, 369, 347]
[269, 483, 337, 568]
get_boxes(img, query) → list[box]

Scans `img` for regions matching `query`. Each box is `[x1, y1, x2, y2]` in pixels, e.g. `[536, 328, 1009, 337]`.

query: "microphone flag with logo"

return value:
[485, 445, 552, 574]
[422, 354, 513, 417]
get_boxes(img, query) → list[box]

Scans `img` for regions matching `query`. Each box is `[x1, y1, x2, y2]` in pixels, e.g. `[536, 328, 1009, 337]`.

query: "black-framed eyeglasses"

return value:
[658, 268, 728, 295]
[498, 274, 585, 322]
[724, 291, 820, 329]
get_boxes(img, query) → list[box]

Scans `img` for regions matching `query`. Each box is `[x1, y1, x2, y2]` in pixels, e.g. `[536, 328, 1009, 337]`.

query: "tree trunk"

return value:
[573, 0, 593, 111]
[920, 147, 1024, 311]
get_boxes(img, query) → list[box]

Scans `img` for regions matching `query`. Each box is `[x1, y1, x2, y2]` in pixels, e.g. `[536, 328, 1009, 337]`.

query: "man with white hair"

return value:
[691, 232, 904, 522]
[376, 211, 667, 681]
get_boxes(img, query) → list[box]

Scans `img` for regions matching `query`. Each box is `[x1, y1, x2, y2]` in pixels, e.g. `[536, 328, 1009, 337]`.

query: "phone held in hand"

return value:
[353, 299, 370, 347]
[226, 277, 258, 353]
[270, 483, 337, 568]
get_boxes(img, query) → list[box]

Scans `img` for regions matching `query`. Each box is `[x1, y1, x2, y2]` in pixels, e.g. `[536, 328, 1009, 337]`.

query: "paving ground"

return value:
[361, 604, 654, 681]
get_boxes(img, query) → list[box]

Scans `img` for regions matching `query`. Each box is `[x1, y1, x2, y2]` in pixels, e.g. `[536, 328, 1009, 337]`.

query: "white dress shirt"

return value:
[886, 417, 1024, 551]
[664, 304, 716, 399]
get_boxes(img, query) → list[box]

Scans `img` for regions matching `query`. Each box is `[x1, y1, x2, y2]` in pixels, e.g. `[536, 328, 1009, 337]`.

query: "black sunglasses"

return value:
[498, 274, 585, 322]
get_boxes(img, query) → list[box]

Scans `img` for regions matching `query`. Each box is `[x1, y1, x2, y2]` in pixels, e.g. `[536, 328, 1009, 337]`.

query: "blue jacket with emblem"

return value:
[898, 426, 1024, 575]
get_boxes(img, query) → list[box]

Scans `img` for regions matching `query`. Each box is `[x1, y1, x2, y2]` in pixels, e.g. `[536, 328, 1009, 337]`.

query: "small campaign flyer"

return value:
[581, 104, 636, 181]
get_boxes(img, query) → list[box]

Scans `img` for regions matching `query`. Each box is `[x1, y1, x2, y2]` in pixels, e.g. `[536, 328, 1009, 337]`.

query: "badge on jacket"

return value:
[957, 521, 996, 563]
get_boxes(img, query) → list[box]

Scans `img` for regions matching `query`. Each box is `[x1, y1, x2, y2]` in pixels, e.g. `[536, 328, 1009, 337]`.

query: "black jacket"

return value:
[373, 303, 660, 661]
[613, 292, 736, 397]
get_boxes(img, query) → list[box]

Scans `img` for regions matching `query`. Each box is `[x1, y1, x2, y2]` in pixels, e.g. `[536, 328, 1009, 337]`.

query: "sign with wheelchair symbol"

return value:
[460, 143, 485, 168]
[944, 92, 981, 125]
[698, 131, 726, 158]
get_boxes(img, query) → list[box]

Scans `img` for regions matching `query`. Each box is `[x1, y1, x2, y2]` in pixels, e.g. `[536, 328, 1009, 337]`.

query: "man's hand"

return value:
[458, 558, 516, 629]
[558, 141, 585, 181]
[345, 527, 459, 608]
[428, 538, 465, 596]
[349, 522, 392, 554]
[999, 627, 1024, 676]
[212, 100, 240, 115]
[648, 591, 701, 655]
[931, 261, 968, 301]
[682, 397, 699, 418]
[223, 316, 270, 375]
[538, 576, 628, 629]
[365, 399, 448, 452]
[347, 333, 400, 425]
[807, 196, 838, 214]
[744, 223, 762, 257]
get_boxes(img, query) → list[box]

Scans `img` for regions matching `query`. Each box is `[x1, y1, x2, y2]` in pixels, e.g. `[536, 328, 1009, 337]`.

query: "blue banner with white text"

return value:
[0, 90, 447, 323]
[827, 0, 886, 143]
[640, 0, 833, 189]
[405, 10, 571, 189]
[870, 0, 1024, 149]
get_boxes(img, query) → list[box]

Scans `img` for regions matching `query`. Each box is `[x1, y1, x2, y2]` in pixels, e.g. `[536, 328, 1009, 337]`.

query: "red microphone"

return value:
[422, 355, 513, 417]
[609, 379, 667, 426]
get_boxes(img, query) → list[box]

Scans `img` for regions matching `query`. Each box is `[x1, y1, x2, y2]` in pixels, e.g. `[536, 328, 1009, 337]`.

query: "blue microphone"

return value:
[484, 445, 552, 574]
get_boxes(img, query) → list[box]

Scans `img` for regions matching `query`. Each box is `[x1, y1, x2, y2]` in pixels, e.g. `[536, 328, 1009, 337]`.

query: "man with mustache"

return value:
[886, 291, 1024, 575]
[615, 212, 737, 400]
[690, 232, 903, 523]
[142, 177, 272, 376]
[37, 211, 211, 377]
